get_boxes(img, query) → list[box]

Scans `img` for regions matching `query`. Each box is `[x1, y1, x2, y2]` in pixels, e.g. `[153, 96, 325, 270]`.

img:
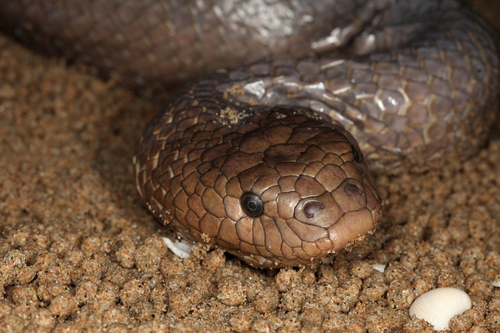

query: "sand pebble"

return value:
[409, 287, 472, 330]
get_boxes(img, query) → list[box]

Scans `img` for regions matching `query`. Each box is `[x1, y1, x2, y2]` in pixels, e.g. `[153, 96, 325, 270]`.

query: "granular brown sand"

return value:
[1, 1, 500, 332]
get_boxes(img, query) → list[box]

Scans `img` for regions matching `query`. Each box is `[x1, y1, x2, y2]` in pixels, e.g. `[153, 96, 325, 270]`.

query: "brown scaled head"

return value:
[215, 107, 382, 268]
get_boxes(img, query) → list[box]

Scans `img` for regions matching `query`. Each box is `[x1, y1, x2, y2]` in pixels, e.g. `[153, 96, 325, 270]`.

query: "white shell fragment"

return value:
[371, 263, 386, 273]
[492, 280, 500, 287]
[409, 287, 472, 330]
[162, 237, 192, 259]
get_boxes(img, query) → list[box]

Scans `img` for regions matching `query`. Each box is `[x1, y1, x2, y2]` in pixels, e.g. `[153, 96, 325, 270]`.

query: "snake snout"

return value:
[292, 172, 380, 255]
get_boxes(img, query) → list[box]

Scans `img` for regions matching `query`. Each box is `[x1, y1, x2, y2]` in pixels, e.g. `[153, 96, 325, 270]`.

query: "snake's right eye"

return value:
[240, 192, 264, 218]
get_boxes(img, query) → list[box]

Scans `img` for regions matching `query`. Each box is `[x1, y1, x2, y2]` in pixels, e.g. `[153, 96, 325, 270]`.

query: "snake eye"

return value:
[241, 192, 264, 218]
[351, 144, 362, 163]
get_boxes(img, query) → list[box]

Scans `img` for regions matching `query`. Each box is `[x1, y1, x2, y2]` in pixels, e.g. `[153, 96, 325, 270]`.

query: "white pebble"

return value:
[371, 263, 386, 273]
[492, 280, 500, 287]
[162, 237, 192, 259]
[409, 287, 471, 330]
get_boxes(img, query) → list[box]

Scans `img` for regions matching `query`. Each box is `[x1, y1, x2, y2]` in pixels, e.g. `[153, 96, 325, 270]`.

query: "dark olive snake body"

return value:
[1, 0, 498, 268]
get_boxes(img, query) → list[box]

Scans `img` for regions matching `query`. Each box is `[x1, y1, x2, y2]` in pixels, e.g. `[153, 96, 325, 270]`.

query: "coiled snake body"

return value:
[2, 0, 498, 268]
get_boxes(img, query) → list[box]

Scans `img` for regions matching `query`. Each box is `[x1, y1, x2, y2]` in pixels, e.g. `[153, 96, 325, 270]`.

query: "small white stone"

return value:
[371, 263, 386, 273]
[409, 287, 471, 330]
[162, 237, 191, 259]
[492, 280, 500, 287]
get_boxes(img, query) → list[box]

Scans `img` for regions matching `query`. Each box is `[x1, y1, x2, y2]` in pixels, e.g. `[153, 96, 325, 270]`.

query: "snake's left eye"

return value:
[351, 144, 362, 163]
[241, 192, 264, 218]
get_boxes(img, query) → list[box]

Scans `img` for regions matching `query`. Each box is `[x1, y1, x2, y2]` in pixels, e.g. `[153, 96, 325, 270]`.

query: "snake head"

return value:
[135, 105, 382, 269]
[210, 106, 382, 268]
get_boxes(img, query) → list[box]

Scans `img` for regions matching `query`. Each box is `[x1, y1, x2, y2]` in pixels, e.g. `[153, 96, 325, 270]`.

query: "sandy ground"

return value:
[1, 1, 500, 332]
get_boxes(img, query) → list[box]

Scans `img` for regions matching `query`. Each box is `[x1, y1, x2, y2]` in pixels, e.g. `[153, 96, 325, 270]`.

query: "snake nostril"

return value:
[303, 201, 325, 218]
[345, 183, 363, 197]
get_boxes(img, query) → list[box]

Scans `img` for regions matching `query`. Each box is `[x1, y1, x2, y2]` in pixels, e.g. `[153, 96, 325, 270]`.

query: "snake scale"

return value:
[1, 0, 498, 268]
